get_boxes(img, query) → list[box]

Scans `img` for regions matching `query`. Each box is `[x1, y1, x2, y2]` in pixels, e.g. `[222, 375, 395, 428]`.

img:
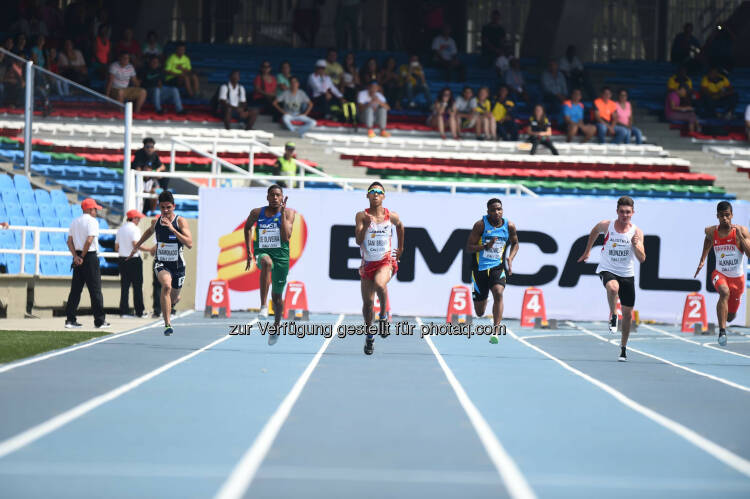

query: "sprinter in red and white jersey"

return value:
[694, 201, 750, 346]
[578, 196, 646, 361]
[354, 182, 405, 356]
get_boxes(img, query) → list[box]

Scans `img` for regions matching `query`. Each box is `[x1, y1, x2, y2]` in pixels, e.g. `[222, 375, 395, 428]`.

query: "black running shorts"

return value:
[471, 261, 507, 302]
[599, 271, 635, 307]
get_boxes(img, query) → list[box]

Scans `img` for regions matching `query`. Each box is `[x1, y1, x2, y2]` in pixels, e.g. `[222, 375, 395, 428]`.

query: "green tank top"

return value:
[253, 206, 289, 261]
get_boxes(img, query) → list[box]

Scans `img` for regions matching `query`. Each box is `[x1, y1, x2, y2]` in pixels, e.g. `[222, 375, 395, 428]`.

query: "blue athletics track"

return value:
[1, 311, 750, 498]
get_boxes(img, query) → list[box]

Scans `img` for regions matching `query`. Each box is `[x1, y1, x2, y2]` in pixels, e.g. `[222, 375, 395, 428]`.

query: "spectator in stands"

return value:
[667, 65, 692, 92]
[474, 86, 496, 141]
[527, 104, 559, 155]
[251, 60, 277, 114]
[116, 209, 147, 318]
[14, 33, 28, 58]
[218, 70, 258, 130]
[615, 89, 643, 145]
[379, 57, 401, 109]
[276, 60, 292, 96]
[308, 59, 345, 120]
[105, 52, 146, 113]
[0, 50, 6, 104]
[65, 198, 109, 329]
[340, 52, 360, 101]
[699, 67, 738, 119]
[705, 24, 735, 72]
[594, 87, 627, 144]
[325, 48, 344, 87]
[3, 51, 25, 108]
[559, 45, 590, 98]
[504, 58, 528, 102]
[359, 57, 379, 86]
[399, 54, 430, 109]
[492, 85, 518, 141]
[432, 25, 465, 82]
[428, 87, 458, 140]
[671, 23, 701, 70]
[142, 31, 162, 60]
[116, 28, 142, 68]
[140, 55, 184, 115]
[272, 141, 299, 188]
[358, 80, 390, 138]
[58, 39, 88, 86]
[665, 84, 700, 134]
[47, 46, 69, 96]
[563, 88, 595, 143]
[30, 35, 46, 67]
[746, 104, 750, 142]
[481, 10, 506, 67]
[274, 76, 316, 136]
[541, 59, 568, 117]
[133, 137, 167, 189]
[494, 48, 510, 79]
[165, 42, 199, 98]
[92, 24, 111, 79]
[454, 86, 477, 133]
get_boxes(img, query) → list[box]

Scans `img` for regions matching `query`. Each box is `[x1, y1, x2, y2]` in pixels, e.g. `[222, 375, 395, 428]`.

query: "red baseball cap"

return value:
[81, 198, 103, 211]
[126, 209, 146, 219]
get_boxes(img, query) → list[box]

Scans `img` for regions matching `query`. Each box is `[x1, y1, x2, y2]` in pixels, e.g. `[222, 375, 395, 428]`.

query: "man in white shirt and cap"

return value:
[357, 80, 391, 138]
[307, 58, 344, 119]
[116, 209, 148, 317]
[65, 198, 110, 329]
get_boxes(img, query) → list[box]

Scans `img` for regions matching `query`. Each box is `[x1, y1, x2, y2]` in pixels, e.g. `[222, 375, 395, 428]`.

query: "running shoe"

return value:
[609, 314, 618, 333]
[64, 320, 83, 329]
[96, 322, 111, 329]
[489, 335, 499, 344]
[618, 346, 627, 362]
[364, 335, 374, 355]
[367, 129, 376, 138]
[718, 329, 727, 346]
[259, 306, 269, 319]
[268, 332, 278, 346]
[164, 325, 174, 336]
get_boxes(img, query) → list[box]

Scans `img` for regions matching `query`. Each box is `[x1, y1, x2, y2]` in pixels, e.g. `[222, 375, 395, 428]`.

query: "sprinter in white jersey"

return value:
[694, 201, 750, 346]
[354, 182, 405, 356]
[578, 196, 646, 361]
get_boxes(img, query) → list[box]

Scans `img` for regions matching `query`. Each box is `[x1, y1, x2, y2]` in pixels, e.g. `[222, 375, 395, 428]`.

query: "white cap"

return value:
[315, 59, 327, 68]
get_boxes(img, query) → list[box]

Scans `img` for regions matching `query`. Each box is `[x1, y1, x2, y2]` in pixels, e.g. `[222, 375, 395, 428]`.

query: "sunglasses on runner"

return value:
[368, 188, 384, 195]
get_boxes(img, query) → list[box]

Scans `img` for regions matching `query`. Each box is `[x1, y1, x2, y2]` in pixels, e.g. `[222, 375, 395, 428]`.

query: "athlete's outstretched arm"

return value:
[390, 211, 405, 260]
[354, 211, 368, 246]
[244, 208, 259, 270]
[506, 222, 519, 275]
[465, 220, 487, 253]
[735, 225, 750, 258]
[128, 219, 157, 259]
[576, 220, 609, 262]
[280, 197, 296, 242]
[631, 227, 646, 263]
[174, 217, 193, 249]
[694, 226, 713, 278]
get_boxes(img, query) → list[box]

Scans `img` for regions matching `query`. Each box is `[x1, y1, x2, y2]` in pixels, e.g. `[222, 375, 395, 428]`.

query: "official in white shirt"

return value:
[217, 70, 258, 130]
[65, 198, 109, 329]
[307, 59, 344, 119]
[116, 209, 147, 317]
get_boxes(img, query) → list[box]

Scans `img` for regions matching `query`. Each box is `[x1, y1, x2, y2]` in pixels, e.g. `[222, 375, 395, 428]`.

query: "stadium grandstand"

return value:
[1, 1, 750, 498]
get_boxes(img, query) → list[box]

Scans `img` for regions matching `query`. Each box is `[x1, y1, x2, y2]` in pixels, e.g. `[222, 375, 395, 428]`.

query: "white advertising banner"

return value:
[196, 187, 749, 323]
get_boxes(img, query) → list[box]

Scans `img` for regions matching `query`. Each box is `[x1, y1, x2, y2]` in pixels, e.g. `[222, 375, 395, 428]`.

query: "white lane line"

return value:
[0, 310, 195, 374]
[506, 326, 750, 477]
[0, 316, 251, 460]
[215, 314, 344, 499]
[642, 324, 750, 360]
[566, 321, 750, 393]
[416, 318, 536, 499]
[519, 333, 589, 340]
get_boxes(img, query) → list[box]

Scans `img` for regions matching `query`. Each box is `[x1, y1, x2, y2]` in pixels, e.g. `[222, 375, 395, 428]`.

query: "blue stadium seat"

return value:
[0, 174, 13, 190]
[21, 203, 39, 218]
[38, 204, 55, 218]
[47, 165, 67, 178]
[23, 254, 36, 274]
[13, 175, 32, 191]
[50, 190, 68, 205]
[42, 216, 59, 228]
[63, 166, 85, 179]
[98, 218, 110, 229]
[5, 254, 21, 273]
[40, 255, 57, 275]
[25, 215, 43, 227]
[9, 214, 25, 226]
[58, 215, 73, 227]
[55, 256, 71, 275]
[39, 232, 52, 250]
[0, 230, 16, 248]
[31, 164, 49, 175]
[50, 233, 68, 250]
[71, 204, 82, 216]
[17, 190, 34, 204]
[34, 190, 51, 205]
[30, 151, 51, 163]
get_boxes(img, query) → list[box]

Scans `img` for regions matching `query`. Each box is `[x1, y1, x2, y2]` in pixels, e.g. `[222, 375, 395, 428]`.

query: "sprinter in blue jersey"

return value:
[465, 198, 518, 344]
[129, 190, 193, 336]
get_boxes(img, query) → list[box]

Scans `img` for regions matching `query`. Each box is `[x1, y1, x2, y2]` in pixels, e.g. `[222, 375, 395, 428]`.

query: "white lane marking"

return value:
[215, 314, 344, 499]
[642, 324, 750, 360]
[0, 310, 195, 374]
[416, 318, 536, 499]
[0, 316, 251, 459]
[566, 321, 750, 393]
[520, 333, 589, 340]
[506, 326, 750, 477]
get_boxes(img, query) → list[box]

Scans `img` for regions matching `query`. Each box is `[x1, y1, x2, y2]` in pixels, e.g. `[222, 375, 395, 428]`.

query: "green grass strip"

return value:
[0, 330, 109, 364]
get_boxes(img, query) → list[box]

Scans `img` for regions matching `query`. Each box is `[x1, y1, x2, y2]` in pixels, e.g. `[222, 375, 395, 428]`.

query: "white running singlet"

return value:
[361, 208, 393, 262]
[596, 220, 637, 277]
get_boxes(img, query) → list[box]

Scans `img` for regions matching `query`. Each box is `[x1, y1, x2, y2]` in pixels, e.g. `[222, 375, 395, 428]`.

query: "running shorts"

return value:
[471, 261, 507, 302]
[599, 271, 635, 308]
[712, 270, 745, 315]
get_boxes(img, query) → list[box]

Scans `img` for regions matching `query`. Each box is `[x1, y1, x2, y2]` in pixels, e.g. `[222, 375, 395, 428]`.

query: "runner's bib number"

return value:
[157, 242, 179, 262]
[482, 243, 504, 262]
[258, 226, 281, 248]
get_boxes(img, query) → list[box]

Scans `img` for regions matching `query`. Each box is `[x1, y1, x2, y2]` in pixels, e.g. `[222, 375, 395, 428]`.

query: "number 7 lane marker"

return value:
[215, 314, 344, 499]
[566, 321, 750, 393]
[416, 318, 536, 499]
[506, 326, 750, 477]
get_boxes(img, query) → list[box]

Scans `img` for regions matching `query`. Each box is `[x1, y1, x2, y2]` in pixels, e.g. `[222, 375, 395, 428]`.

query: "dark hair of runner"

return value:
[158, 190, 174, 204]
[487, 198, 502, 208]
[367, 182, 384, 191]
[717, 201, 733, 213]
[617, 196, 634, 208]
[268, 184, 283, 194]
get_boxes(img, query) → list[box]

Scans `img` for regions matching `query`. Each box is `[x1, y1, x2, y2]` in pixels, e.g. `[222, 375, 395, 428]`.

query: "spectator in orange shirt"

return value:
[594, 87, 628, 144]
[92, 24, 111, 79]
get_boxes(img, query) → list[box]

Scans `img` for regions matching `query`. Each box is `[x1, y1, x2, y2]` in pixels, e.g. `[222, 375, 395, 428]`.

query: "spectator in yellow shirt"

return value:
[666, 66, 692, 92]
[699, 67, 738, 119]
[165, 42, 200, 97]
[398, 54, 430, 109]
[491, 85, 518, 141]
[474, 86, 496, 140]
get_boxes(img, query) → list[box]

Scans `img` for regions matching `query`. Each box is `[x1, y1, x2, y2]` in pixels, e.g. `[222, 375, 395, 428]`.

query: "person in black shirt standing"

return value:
[140, 55, 185, 115]
[133, 137, 169, 190]
[481, 10, 506, 67]
[527, 104, 559, 156]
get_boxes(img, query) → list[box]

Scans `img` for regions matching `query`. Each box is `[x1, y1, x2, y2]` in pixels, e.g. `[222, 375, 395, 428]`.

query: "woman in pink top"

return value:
[251, 60, 278, 113]
[665, 85, 700, 133]
[615, 89, 643, 144]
